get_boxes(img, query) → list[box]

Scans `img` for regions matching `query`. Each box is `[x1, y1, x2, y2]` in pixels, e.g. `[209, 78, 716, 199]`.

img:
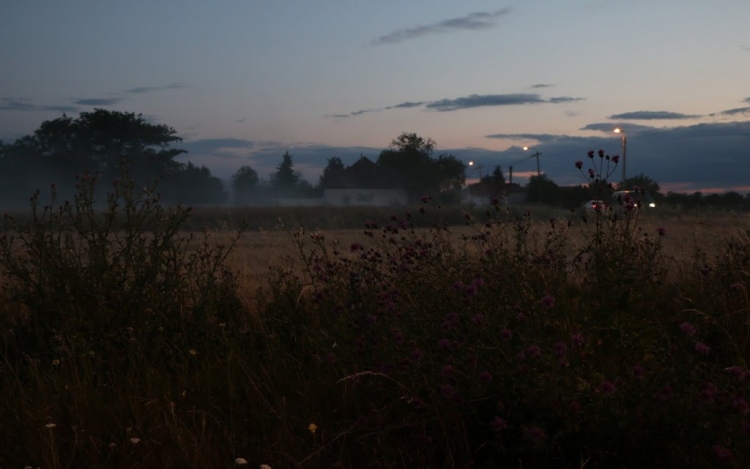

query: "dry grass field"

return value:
[221, 211, 750, 299]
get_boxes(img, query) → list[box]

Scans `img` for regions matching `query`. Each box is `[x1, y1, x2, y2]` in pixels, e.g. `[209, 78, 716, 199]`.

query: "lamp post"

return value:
[614, 128, 627, 184]
[468, 160, 483, 179]
[523, 146, 543, 177]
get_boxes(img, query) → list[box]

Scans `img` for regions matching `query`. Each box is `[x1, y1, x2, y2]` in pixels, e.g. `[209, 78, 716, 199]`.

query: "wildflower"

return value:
[553, 341, 567, 356]
[526, 345, 541, 358]
[712, 444, 734, 461]
[130, 437, 140, 444]
[571, 333, 584, 345]
[440, 383, 456, 398]
[411, 348, 423, 362]
[437, 338, 451, 349]
[471, 313, 484, 324]
[441, 365, 455, 378]
[500, 328, 513, 341]
[599, 381, 617, 395]
[540, 295, 555, 308]
[726, 366, 746, 380]
[490, 416, 507, 432]
[695, 341, 711, 355]
[234, 458, 248, 465]
[657, 226, 666, 236]
[308, 423, 317, 435]
[421, 195, 431, 204]
[631, 365, 645, 382]
[729, 282, 744, 292]
[350, 242, 363, 252]
[491, 197, 501, 205]
[479, 371, 492, 382]
[524, 426, 546, 441]
[325, 352, 337, 366]
[680, 322, 696, 336]
[575, 160, 583, 169]
[612, 155, 620, 164]
[588, 168, 595, 178]
[731, 396, 749, 415]
[587, 150, 595, 158]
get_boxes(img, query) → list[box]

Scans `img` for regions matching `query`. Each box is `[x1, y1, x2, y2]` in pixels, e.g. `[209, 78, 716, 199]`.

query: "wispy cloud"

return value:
[386, 101, 425, 109]
[0, 97, 35, 111]
[609, 110, 700, 120]
[579, 122, 656, 134]
[125, 83, 189, 94]
[0, 97, 79, 113]
[718, 106, 750, 116]
[73, 97, 125, 106]
[531, 83, 554, 89]
[371, 8, 511, 46]
[549, 96, 585, 104]
[426, 93, 544, 111]
[331, 92, 584, 117]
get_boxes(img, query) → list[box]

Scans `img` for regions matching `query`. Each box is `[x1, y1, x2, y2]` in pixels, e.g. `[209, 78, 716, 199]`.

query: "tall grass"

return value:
[1, 166, 749, 468]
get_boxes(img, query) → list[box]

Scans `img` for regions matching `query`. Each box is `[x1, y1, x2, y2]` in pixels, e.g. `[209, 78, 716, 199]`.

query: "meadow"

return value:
[1, 173, 749, 468]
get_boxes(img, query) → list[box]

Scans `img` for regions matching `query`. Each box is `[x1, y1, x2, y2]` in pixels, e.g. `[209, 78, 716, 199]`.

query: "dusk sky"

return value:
[2, 0, 749, 193]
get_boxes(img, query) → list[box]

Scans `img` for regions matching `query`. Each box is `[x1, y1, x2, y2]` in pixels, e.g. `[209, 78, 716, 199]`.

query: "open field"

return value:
[2, 200, 750, 468]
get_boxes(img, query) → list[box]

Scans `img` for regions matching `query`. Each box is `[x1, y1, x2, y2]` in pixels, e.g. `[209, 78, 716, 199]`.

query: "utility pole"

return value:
[523, 146, 543, 177]
[509, 165, 513, 184]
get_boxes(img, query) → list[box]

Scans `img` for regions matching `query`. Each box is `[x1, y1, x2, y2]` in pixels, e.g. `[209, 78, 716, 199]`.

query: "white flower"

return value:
[129, 437, 140, 444]
[234, 458, 248, 465]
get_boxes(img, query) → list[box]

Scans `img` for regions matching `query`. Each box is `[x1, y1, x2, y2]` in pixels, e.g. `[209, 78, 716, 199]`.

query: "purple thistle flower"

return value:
[490, 416, 507, 432]
[657, 226, 666, 236]
[479, 371, 492, 382]
[695, 341, 711, 355]
[631, 365, 645, 382]
[411, 348, 423, 362]
[471, 314, 485, 324]
[524, 426, 546, 441]
[500, 328, 513, 340]
[350, 242, 363, 252]
[540, 295, 555, 308]
[440, 365, 455, 378]
[680, 322, 696, 336]
[587, 150, 595, 159]
[526, 345, 542, 358]
[553, 341, 567, 356]
[575, 160, 583, 169]
[712, 444, 734, 461]
[612, 155, 620, 164]
[437, 338, 451, 349]
[599, 380, 617, 395]
[440, 383, 456, 399]
[571, 333, 584, 346]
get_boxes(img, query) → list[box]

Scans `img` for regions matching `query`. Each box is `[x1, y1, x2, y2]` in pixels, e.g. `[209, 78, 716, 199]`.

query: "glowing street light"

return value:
[523, 146, 543, 177]
[468, 160, 483, 179]
[614, 128, 627, 183]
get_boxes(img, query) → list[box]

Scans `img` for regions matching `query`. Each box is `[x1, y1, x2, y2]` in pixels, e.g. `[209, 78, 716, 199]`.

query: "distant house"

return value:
[322, 156, 408, 206]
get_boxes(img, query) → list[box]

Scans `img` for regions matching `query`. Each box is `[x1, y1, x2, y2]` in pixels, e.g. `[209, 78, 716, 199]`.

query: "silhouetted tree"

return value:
[0, 109, 226, 205]
[376, 132, 464, 203]
[232, 165, 260, 205]
[271, 151, 299, 195]
[318, 157, 346, 190]
[620, 173, 661, 198]
[526, 174, 560, 205]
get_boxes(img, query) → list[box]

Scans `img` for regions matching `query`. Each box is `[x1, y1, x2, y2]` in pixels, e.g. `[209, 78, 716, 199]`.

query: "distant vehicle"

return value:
[583, 200, 609, 212]
[611, 190, 656, 210]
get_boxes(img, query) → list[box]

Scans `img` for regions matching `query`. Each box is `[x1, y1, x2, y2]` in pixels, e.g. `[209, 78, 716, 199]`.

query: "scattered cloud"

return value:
[531, 83, 554, 89]
[0, 98, 35, 111]
[386, 101, 425, 109]
[73, 97, 124, 106]
[718, 106, 750, 116]
[579, 122, 657, 134]
[609, 110, 700, 120]
[236, 118, 246, 124]
[565, 110, 581, 118]
[371, 8, 511, 46]
[426, 93, 545, 111]
[124, 83, 189, 94]
[326, 108, 379, 119]
[0, 97, 79, 113]
[549, 97, 585, 104]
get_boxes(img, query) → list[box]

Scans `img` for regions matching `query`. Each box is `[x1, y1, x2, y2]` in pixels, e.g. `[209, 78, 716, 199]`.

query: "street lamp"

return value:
[468, 160, 483, 179]
[523, 146, 543, 177]
[614, 128, 627, 184]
